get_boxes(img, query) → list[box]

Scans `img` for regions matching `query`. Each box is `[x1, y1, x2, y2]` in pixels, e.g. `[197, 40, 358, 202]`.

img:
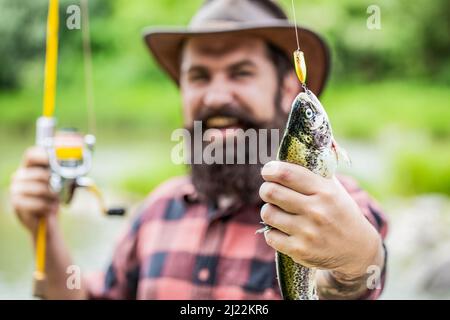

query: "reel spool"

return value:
[45, 128, 125, 216]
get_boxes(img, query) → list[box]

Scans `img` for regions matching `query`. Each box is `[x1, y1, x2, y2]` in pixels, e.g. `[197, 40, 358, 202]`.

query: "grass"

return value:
[391, 140, 450, 196]
[321, 80, 450, 140]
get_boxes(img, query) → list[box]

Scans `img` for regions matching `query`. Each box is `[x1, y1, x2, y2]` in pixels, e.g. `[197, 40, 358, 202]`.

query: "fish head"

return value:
[286, 89, 333, 150]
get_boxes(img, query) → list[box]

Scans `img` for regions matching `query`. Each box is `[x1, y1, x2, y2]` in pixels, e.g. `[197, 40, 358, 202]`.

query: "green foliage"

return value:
[1, 0, 450, 90]
[321, 81, 450, 140]
[280, 0, 450, 83]
[0, 0, 46, 88]
[392, 141, 450, 196]
[122, 164, 186, 196]
[0, 0, 113, 88]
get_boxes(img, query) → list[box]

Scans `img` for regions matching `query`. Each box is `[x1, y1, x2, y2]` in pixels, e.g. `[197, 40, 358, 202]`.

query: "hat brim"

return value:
[143, 22, 330, 96]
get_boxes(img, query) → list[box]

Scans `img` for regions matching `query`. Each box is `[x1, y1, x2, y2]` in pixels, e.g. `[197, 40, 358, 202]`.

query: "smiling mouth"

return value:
[206, 116, 240, 129]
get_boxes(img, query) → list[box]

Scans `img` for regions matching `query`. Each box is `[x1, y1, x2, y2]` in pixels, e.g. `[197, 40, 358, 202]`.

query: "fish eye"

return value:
[305, 108, 314, 119]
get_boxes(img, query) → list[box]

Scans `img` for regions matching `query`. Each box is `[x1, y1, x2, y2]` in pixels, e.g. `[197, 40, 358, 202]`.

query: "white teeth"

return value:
[206, 116, 238, 128]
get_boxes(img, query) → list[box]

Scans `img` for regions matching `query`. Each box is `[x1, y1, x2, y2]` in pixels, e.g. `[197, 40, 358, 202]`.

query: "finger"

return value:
[261, 203, 299, 236]
[11, 195, 56, 217]
[13, 167, 51, 184]
[261, 160, 325, 195]
[21, 147, 49, 168]
[259, 181, 310, 215]
[10, 181, 57, 201]
[263, 228, 293, 255]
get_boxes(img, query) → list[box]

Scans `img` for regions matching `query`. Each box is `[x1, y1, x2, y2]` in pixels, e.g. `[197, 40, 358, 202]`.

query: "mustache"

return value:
[188, 105, 266, 130]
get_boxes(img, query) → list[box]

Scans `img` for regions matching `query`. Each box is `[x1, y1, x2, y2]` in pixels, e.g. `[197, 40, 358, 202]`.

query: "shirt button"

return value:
[198, 268, 210, 282]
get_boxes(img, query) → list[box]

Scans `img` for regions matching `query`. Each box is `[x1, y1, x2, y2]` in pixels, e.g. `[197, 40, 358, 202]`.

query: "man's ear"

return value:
[280, 71, 301, 114]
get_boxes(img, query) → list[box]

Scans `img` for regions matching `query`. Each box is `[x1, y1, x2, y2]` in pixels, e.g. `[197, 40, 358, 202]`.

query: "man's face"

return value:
[180, 35, 281, 131]
[178, 34, 298, 205]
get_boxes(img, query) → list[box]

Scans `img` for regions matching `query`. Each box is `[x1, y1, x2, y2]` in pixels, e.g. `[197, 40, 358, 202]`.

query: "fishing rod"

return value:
[33, 0, 125, 299]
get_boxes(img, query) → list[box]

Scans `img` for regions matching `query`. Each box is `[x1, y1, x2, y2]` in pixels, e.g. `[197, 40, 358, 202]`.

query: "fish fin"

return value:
[332, 138, 351, 166]
[255, 222, 272, 234]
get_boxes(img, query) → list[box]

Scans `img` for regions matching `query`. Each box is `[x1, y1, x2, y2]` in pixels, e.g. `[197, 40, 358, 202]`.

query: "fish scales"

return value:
[274, 88, 338, 300]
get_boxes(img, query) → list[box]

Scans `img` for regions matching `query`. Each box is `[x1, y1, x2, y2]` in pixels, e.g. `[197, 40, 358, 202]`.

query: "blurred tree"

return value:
[0, 0, 113, 89]
[0, 0, 449, 89]
[316, 0, 450, 82]
[0, 0, 46, 88]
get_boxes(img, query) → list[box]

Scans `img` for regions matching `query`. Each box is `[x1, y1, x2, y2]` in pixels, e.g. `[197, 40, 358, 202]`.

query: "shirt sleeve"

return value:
[338, 175, 389, 300]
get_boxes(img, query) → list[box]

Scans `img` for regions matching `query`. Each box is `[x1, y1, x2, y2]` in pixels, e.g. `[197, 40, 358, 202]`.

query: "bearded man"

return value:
[10, 0, 388, 299]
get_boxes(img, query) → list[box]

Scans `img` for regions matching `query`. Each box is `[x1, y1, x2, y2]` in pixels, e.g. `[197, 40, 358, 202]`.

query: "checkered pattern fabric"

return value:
[87, 175, 388, 300]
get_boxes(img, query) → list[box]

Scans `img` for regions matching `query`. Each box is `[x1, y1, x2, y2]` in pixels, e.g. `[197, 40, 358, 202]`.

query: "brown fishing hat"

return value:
[143, 0, 330, 96]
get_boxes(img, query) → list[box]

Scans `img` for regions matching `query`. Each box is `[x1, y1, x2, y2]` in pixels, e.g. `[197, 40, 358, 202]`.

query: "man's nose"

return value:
[202, 76, 234, 109]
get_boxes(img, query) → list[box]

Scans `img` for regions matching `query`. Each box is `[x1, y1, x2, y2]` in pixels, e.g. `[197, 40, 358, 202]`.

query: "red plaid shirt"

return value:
[87, 175, 388, 300]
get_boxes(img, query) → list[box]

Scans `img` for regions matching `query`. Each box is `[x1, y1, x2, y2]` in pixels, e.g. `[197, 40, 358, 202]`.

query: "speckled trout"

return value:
[260, 87, 346, 300]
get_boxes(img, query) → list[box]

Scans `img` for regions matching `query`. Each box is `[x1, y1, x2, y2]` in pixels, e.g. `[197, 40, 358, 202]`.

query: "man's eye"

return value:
[189, 74, 209, 83]
[231, 71, 253, 79]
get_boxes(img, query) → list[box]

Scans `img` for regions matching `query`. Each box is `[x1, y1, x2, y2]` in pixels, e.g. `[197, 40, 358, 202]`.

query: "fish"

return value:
[259, 87, 346, 300]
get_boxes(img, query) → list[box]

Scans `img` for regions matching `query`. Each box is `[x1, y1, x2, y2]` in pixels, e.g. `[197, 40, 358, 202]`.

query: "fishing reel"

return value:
[37, 118, 125, 216]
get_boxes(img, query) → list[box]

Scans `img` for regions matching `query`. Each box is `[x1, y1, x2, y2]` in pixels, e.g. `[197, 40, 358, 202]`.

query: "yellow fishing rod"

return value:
[34, 0, 125, 299]
[33, 0, 59, 298]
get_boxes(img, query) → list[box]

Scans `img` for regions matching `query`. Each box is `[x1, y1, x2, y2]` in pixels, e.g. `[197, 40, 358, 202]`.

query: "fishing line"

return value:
[291, 0, 300, 51]
[290, 0, 308, 91]
[81, 0, 96, 135]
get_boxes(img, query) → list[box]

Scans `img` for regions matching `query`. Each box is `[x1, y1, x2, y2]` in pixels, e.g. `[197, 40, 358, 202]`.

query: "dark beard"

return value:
[187, 90, 288, 207]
